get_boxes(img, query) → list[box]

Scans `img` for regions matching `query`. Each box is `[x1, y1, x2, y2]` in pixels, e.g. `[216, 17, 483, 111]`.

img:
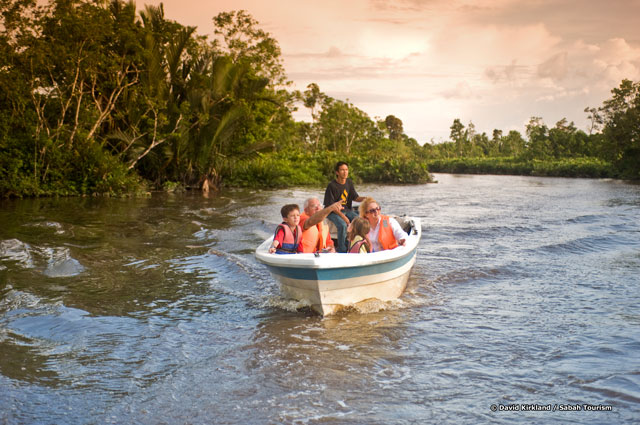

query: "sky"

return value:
[147, 0, 640, 143]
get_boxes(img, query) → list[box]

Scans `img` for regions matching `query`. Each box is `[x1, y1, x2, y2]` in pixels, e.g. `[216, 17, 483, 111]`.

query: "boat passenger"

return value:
[299, 198, 342, 253]
[347, 217, 371, 254]
[360, 197, 409, 252]
[269, 204, 303, 254]
[324, 161, 366, 253]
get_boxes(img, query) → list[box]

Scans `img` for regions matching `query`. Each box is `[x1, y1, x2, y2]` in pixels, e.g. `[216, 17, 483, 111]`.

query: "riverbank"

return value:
[5, 152, 638, 199]
[427, 156, 618, 179]
[0, 152, 435, 198]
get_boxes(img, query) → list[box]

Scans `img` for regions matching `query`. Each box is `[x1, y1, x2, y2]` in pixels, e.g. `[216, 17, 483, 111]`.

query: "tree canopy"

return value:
[0, 1, 638, 197]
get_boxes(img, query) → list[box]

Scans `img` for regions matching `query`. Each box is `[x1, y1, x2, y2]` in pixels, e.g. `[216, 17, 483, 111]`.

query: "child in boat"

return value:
[269, 204, 303, 254]
[347, 217, 371, 254]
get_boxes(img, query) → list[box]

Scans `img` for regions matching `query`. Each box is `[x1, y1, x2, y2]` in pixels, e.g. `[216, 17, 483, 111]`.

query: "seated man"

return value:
[324, 161, 365, 252]
[299, 197, 342, 253]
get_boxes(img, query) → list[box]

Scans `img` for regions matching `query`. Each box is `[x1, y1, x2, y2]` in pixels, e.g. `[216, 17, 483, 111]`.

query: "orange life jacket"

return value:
[274, 223, 301, 254]
[377, 215, 398, 250]
[300, 213, 330, 253]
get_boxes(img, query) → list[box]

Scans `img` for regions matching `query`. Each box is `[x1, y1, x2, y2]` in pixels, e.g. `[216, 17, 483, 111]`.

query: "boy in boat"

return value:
[269, 204, 303, 254]
[324, 161, 366, 252]
[347, 217, 371, 254]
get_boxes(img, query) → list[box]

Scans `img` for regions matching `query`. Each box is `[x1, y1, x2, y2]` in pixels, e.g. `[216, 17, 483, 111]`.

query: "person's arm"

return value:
[303, 201, 343, 230]
[336, 209, 350, 224]
[348, 180, 364, 203]
[390, 218, 409, 246]
[269, 227, 285, 253]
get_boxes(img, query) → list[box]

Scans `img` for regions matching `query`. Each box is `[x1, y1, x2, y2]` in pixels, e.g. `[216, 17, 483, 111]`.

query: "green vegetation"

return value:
[424, 82, 640, 180]
[1, 0, 638, 198]
[428, 157, 614, 178]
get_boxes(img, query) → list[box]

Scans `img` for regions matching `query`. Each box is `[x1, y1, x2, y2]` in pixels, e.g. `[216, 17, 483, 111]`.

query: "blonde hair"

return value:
[359, 197, 379, 218]
[348, 217, 370, 241]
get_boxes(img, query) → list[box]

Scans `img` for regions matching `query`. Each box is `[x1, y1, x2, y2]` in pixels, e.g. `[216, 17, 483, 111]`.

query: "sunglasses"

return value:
[366, 207, 381, 214]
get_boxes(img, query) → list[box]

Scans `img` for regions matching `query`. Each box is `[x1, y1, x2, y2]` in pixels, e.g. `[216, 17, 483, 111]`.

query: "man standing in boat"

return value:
[324, 161, 365, 252]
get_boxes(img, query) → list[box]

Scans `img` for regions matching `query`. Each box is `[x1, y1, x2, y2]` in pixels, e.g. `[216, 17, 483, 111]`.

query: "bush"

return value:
[223, 151, 433, 188]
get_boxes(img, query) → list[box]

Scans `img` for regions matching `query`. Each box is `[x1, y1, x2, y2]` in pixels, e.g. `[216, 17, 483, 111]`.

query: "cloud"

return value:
[440, 81, 474, 99]
[150, 0, 640, 142]
[287, 46, 348, 59]
[367, 0, 449, 13]
[323, 91, 420, 104]
[485, 60, 528, 84]
[537, 51, 569, 81]
[592, 38, 640, 82]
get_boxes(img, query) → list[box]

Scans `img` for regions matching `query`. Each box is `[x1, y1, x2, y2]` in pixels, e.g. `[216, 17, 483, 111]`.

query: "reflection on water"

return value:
[1, 175, 640, 424]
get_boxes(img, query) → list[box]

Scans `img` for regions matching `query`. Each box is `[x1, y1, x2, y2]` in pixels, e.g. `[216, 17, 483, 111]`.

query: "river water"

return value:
[1, 174, 639, 424]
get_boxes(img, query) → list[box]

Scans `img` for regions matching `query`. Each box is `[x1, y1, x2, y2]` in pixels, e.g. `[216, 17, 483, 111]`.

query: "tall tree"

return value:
[302, 83, 330, 152]
[212, 10, 288, 88]
[318, 99, 375, 154]
[384, 115, 403, 141]
[525, 117, 550, 159]
[598, 79, 640, 177]
[450, 118, 465, 156]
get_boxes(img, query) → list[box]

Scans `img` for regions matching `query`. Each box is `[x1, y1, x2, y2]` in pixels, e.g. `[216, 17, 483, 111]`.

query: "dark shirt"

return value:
[324, 178, 359, 210]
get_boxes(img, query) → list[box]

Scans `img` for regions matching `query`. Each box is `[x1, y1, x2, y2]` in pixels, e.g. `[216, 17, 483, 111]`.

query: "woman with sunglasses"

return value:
[359, 197, 409, 252]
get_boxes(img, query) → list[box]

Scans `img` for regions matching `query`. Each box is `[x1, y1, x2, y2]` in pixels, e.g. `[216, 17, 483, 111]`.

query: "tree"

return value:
[112, 4, 194, 175]
[525, 117, 550, 159]
[584, 106, 603, 135]
[548, 118, 577, 158]
[598, 79, 640, 177]
[301, 83, 330, 152]
[502, 130, 526, 156]
[0, 0, 145, 195]
[318, 99, 375, 154]
[450, 118, 465, 156]
[212, 10, 288, 88]
[384, 115, 403, 141]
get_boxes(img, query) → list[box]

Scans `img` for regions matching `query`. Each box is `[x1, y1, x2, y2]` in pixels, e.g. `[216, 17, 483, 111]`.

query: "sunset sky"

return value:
[148, 0, 640, 143]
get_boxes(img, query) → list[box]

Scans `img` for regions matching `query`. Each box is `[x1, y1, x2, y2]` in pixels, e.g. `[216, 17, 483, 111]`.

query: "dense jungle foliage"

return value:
[1, 0, 638, 197]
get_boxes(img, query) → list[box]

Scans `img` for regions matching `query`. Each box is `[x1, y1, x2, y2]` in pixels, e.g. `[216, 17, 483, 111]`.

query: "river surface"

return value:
[1, 174, 639, 424]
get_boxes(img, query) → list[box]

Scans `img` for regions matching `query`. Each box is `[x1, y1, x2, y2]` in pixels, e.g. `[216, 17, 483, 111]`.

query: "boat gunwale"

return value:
[255, 217, 421, 270]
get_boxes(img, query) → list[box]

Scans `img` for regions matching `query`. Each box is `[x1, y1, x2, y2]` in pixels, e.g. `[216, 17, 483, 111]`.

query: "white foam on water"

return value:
[26, 221, 65, 235]
[0, 287, 62, 316]
[0, 239, 34, 268]
[41, 247, 85, 277]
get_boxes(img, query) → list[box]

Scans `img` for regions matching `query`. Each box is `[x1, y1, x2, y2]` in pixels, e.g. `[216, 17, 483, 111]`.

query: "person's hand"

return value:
[398, 239, 406, 246]
[327, 246, 336, 253]
[330, 201, 344, 212]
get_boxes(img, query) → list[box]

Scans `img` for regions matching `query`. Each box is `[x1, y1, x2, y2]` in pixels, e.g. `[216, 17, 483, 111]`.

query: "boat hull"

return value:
[266, 247, 417, 315]
[256, 216, 421, 316]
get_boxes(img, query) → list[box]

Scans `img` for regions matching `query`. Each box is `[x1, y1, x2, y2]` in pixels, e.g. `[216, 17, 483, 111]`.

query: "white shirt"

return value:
[367, 216, 409, 252]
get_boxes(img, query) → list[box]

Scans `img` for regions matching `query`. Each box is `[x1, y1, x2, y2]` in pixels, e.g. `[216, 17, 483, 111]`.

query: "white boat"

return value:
[255, 216, 421, 316]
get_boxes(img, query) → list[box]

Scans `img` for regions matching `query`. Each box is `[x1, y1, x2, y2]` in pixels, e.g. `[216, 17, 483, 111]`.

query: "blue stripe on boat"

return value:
[267, 247, 417, 281]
